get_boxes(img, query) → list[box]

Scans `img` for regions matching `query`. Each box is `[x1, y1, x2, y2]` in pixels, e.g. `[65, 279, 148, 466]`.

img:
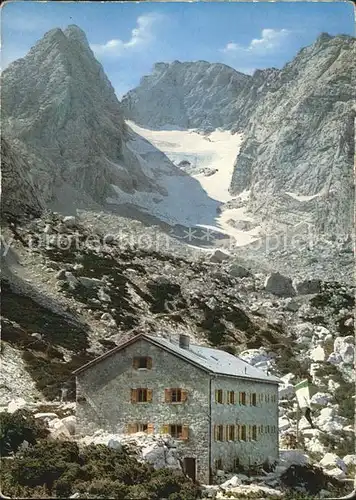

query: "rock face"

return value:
[1, 137, 44, 220]
[264, 272, 296, 297]
[1, 26, 185, 216]
[230, 34, 355, 237]
[121, 61, 250, 130]
[121, 34, 354, 239]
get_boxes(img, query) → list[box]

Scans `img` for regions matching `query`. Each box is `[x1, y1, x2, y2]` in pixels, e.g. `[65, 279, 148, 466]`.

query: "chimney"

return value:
[179, 334, 190, 349]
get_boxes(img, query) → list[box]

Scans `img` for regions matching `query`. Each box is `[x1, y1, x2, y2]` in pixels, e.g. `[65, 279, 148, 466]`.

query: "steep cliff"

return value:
[230, 34, 355, 236]
[121, 61, 250, 131]
[1, 137, 44, 220]
[1, 26, 193, 217]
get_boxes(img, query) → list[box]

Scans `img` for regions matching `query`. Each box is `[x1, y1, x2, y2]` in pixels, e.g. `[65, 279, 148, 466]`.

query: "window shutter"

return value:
[131, 389, 137, 403]
[133, 358, 139, 369]
[147, 423, 154, 435]
[214, 425, 218, 441]
[147, 389, 153, 402]
[147, 357, 152, 369]
[181, 390, 188, 402]
[225, 424, 229, 440]
[127, 423, 137, 434]
[182, 425, 189, 440]
[165, 389, 171, 403]
[232, 391, 235, 404]
[215, 390, 219, 403]
[161, 424, 169, 435]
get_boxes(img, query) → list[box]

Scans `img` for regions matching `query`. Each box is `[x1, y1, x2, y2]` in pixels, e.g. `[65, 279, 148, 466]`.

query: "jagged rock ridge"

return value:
[1, 26, 200, 218]
[121, 61, 251, 131]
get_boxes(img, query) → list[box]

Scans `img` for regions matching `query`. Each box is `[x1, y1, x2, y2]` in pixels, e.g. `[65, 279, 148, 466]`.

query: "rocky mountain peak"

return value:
[63, 24, 92, 48]
[121, 60, 250, 130]
[1, 26, 187, 216]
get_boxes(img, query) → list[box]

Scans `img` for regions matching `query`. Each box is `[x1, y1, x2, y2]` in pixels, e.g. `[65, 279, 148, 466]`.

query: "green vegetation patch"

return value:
[1, 439, 201, 499]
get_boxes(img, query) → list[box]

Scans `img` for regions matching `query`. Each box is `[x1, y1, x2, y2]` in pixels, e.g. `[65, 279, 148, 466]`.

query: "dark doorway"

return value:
[183, 457, 196, 482]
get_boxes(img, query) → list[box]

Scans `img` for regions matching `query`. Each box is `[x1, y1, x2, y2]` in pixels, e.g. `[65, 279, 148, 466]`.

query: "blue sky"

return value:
[2, 1, 354, 98]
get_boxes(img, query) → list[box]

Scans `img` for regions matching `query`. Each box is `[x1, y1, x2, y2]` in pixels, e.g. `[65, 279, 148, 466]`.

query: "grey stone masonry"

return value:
[75, 334, 279, 483]
[76, 338, 211, 483]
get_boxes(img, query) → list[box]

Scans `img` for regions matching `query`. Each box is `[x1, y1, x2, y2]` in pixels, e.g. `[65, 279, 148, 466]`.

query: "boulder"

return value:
[7, 398, 28, 413]
[220, 476, 241, 488]
[100, 313, 116, 326]
[324, 468, 346, 480]
[310, 392, 333, 406]
[56, 269, 67, 280]
[209, 249, 230, 263]
[61, 415, 76, 435]
[333, 336, 354, 364]
[229, 264, 251, 278]
[319, 453, 347, 472]
[142, 442, 180, 470]
[309, 346, 325, 362]
[48, 418, 72, 440]
[98, 288, 111, 302]
[31, 332, 43, 341]
[284, 298, 300, 312]
[327, 352, 343, 365]
[78, 277, 104, 288]
[278, 382, 294, 400]
[217, 485, 282, 498]
[63, 216, 77, 227]
[293, 323, 313, 338]
[343, 454, 356, 466]
[64, 271, 78, 289]
[279, 416, 291, 432]
[34, 412, 58, 421]
[264, 272, 296, 297]
[316, 409, 348, 433]
[296, 279, 322, 295]
[279, 449, 309, 467]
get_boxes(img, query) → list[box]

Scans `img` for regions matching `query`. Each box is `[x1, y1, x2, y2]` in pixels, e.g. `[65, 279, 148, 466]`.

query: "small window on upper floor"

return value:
[227, 424, 235, 441]
[239, 392, 246, 405]
[227, 391, 235, 404]
[165, 388, 188, 403]
[250, 393, 257, 406]
[133, 357, 152, 369]
[215, 389, 223, 404]
[131, 388, 153, 403]
[251, 425, 257, 441]
[215, 425, 224, 441]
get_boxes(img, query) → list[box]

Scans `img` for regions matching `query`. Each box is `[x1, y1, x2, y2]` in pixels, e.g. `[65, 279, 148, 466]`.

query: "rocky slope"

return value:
[230, 33, 355, 238]
[1, 137, 44, 221]
[2, 26, 215, 225]
[121, 62, 282, 132]
[121, 61, 250, 131]
[121, 34, 355, 240]
[1, 25, 354, 492]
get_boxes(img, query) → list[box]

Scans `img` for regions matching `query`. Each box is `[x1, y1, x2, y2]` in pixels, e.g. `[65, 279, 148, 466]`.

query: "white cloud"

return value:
[90, 13, 164, 58]
[222, 28, 291, 56]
